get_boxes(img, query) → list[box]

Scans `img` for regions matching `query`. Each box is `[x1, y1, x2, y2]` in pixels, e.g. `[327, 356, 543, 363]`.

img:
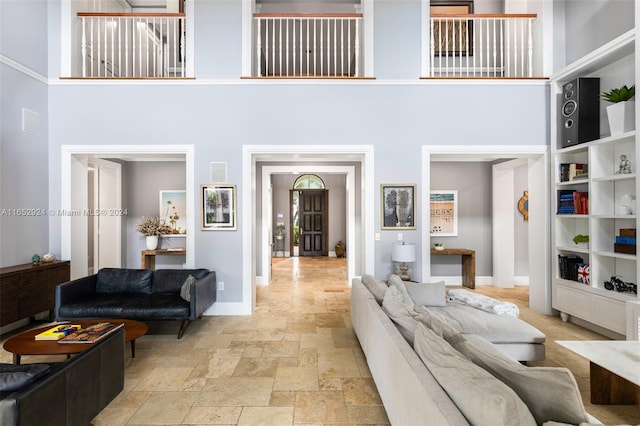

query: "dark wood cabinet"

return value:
[0, 261, 70, 327]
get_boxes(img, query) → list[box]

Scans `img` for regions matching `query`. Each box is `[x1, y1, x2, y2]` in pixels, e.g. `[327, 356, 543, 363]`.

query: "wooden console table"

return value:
[141, 249, 186, 270]
[430, 248, 476, 289]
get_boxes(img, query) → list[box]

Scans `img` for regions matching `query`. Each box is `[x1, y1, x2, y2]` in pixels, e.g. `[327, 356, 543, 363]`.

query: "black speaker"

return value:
[560, 78, 600, 148]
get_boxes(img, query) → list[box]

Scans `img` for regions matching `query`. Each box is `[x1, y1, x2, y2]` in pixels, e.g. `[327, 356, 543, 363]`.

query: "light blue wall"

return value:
[4, 0, 635, 306]
[563, 0, 635, 65]
[1, 1, 50, 266]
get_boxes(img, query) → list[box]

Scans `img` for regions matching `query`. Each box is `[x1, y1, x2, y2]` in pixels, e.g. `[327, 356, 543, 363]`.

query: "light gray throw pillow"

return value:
[451, 333, 590, 425]
[360, 274, 388, 305]
[180, 274, 196, 302]
[405, 281, 446, 306]
[382, 285, 419, 345]
[388, 274, 414, 309]
[413, 323, 536, 426]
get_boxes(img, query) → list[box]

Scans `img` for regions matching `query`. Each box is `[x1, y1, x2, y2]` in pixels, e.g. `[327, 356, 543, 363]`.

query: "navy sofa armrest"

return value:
[190, 271, 217, 319]
[55, 275, 98, 321]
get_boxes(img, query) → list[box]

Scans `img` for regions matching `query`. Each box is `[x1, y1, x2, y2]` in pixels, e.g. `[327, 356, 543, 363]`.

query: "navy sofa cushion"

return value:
[96, 268, 153, 294]
[152, 269, 209, 293]
[0, 364, 50, 392]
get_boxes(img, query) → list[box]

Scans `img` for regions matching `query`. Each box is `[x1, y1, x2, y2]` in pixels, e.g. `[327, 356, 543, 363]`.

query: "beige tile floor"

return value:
[1, 257, 638, 425]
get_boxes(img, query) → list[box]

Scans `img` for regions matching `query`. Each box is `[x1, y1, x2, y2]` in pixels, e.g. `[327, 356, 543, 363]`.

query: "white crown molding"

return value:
[0, 55, 48, 85]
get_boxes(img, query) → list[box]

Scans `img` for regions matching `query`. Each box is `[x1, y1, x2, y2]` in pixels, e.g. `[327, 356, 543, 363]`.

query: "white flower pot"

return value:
[606, 101, 636, 135]
[146, 235, 159, 250]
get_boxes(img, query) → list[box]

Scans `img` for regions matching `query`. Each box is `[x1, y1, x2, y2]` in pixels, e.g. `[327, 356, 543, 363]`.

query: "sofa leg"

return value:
[177, 320, 191, 339]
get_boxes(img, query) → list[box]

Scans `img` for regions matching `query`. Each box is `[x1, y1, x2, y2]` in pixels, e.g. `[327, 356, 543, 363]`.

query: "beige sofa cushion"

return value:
[414, 323, 536, 426]
[361, 274, 388, 304]
[388, 274, 415, 309]
[450, 333, 590, 425]
[382, 285, 418, 345]
[405, 281, 447, 306]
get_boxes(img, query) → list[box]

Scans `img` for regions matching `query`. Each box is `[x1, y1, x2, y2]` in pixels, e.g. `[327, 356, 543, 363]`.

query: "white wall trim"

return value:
[243, 145, 375, 315]
[204, 302, 248, 316]
[60, 145, 195, 275]
[422, 144, 548, 311]
[0, 55, 48, 84]
[261, 165, 357, 286]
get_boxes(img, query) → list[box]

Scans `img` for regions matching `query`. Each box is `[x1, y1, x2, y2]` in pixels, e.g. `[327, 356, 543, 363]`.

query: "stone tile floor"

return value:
[1, 257, 638, 425]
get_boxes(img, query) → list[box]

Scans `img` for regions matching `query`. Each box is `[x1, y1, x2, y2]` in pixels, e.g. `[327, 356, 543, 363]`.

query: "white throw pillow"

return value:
[451, 333, 590, 425]
[413, 323, 536, 426]
[405, 281, 447, 306]
[388, 274, 414, 309]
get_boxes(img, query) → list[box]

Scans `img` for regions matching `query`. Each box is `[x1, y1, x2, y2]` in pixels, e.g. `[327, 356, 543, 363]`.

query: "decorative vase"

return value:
[146, 235, 159, 250]
[606, 101, 636, 135]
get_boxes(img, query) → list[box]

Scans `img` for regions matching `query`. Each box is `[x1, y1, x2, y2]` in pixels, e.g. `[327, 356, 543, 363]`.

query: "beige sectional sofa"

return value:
[351, 276, 599, 426]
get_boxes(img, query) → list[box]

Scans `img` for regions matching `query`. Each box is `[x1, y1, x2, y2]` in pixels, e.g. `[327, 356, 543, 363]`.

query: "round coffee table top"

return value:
[3, 319, 148, 360]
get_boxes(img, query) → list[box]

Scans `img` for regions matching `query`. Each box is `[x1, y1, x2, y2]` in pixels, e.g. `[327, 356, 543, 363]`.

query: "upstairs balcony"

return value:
[70, 10, 538, 80]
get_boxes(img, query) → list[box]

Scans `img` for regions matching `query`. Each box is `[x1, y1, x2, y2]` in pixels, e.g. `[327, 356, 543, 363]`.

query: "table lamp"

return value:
[392, 242, 416, 281]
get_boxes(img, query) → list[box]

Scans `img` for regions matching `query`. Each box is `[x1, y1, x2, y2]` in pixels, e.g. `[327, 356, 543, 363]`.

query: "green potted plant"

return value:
[601, 84, 635, 135]
[572, 234, 589, 248]
[434, 242, 444, 251]
[136, 216, 171, 250]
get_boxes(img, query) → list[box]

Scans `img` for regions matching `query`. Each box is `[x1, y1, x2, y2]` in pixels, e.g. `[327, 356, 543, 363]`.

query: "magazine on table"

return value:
[58, 322, 124, 344]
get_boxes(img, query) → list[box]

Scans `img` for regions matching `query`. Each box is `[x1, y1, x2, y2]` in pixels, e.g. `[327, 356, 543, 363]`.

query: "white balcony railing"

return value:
[253, 13, 363, 78]
[78, 13, 186, 78]
[429, 13, 537, 78]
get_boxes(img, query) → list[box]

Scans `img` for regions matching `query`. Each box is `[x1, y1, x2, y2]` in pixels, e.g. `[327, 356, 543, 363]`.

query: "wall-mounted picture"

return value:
[381, 184, 416, 229]
[201, 184, 237, 231]
[430, 190, 458, 236]
[430, 1, 474, 56]
[159, 190, 187, 235]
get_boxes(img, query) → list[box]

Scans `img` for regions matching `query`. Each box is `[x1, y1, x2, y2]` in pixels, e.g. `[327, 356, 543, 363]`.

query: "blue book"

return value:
[615, 236, 636, 245]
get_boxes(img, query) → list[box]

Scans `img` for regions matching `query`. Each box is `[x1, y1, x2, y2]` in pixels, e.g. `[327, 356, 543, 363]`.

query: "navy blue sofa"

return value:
[55, 268, 216, 339]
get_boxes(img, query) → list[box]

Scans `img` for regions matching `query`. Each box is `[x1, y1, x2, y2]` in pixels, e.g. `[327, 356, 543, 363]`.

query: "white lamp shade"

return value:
[392, 242, 416, 263]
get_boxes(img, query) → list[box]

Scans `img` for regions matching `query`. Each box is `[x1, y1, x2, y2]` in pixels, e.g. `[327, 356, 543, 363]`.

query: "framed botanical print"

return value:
[381, 184, 416, 230]
[201, 184, 237, 231]
[159, 190, 187, 235]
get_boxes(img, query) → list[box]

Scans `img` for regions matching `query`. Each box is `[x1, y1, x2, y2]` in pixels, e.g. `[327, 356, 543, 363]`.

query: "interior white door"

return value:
[93, 159, 122, 270]
[492, 160, 519, 288]
[70, 155, 89, 279]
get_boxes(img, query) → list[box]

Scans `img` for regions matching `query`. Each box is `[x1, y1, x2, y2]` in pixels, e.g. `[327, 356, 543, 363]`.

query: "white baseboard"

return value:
[203, 302, 251, 316]
[256, 275, 268, 286]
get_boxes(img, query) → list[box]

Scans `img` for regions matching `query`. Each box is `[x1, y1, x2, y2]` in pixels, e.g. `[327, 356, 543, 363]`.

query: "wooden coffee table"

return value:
[557, 340, 640, 405]
[3, 319, 148, 365]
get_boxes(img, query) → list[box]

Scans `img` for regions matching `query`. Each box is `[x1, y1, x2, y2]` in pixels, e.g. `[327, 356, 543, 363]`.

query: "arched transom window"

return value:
[293, 174, 325, 189]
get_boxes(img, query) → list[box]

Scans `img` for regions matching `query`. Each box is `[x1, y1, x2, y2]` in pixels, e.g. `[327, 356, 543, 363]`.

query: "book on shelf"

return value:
[58, 322, 124, 344]
[34, 324, 82, 341]
[558, 254, 584, 281]
[559, 163, 588, 182]
[556, 190, 588, 214]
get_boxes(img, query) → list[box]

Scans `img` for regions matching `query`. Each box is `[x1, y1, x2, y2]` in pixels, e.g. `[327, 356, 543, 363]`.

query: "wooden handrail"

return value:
[254, 13, 363, 18]
[77, 12, 185, 17]
[431, 13, 537, 19]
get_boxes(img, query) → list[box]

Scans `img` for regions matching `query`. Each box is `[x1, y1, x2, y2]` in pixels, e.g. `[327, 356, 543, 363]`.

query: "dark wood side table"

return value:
[141, 248, 186, 270]
[3, 318, 148, 364]
[0, 260, 70, 327]
[430, 248, 476, 289]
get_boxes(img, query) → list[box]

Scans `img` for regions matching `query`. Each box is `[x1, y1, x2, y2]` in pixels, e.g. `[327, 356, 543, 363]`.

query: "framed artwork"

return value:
[381, 184, 416, 230]
[201, 184, 237, 231]
[430, 190, 458, 236]
[430, 1, 474, 56]
[159, 190, 187, 235]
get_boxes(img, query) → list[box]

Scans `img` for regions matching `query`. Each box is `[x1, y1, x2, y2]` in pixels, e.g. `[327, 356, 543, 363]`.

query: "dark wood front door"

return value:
[299, 189, 327, 256]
